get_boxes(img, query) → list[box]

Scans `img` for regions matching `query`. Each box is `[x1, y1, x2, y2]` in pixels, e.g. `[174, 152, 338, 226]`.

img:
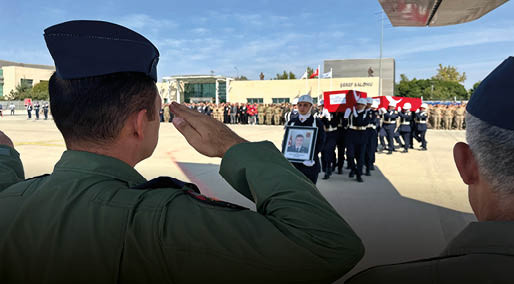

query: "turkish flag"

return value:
[309, 68, 319, 79]
[323, 90, 368, 112]
[379, 96, 422, 111]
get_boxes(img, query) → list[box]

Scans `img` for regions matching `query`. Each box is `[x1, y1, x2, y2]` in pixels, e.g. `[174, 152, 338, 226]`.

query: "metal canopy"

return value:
[378, 0, 508, 27]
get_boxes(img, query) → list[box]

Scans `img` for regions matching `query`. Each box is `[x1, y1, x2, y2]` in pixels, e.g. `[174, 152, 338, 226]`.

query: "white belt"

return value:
[326, 126, 338, 132]
[401, 122, 410, 125]
[367, 125, 377, 129]
[383, 121, 396, 124]
[350, 126, 367, 131]
[415, 121, 427, 124]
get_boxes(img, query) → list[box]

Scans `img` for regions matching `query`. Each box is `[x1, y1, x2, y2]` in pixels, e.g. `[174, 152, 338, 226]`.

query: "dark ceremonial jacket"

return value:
[382, 110, 399, 129]
[346, 222, 514, 284]
[415, 111, 429, 132]
[0, 143, 362, 284]
[398, 111, 412, 132]
[347, 110, 371, 144]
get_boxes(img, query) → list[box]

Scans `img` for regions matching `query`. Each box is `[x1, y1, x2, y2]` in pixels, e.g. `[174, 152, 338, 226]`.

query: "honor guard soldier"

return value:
[285, 95, 326, 184]
[0, 20, 363, 283]
[348, 57, 514, 284]
[414, 103, 429, 150]
[335, 110, 348, 175]
[344, 97, 370, 182]
[34, 101, 41, 120]
[42, 102, 50, 120]
[319, 102, 338, 180]
[382, 102, 399, 154]
[398, 103, 413, 153]
[26, 103, 33, 119]
[364, 99, 379, 175]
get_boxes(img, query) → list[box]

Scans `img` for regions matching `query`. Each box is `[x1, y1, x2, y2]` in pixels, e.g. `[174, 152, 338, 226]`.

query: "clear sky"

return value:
[1, 0, 512, 88]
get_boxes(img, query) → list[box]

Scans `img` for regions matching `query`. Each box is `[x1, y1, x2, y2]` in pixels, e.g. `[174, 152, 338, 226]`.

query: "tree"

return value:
[288, 72, 296, 79]
[433, 64, 467, 83]
[306, 66, 315, 78]
[30, 81, 50, 100]
[396, 74, 468, 100]
[234, 75, 248, 80]
[274, 71, 297, 80]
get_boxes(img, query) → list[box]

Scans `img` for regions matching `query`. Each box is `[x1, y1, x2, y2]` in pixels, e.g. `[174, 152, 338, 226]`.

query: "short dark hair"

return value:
[295, 134, 304, 139]
[49, 72, 157, 145]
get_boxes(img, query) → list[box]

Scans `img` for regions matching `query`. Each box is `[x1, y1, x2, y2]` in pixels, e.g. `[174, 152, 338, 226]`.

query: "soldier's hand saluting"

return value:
[170, 102, 247, 158]
[0, 130, 14, 149]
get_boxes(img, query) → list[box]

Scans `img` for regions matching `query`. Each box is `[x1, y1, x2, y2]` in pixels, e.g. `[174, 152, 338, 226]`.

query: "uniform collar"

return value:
[53, 150, 147, 187]
[443, 221, 514, 256]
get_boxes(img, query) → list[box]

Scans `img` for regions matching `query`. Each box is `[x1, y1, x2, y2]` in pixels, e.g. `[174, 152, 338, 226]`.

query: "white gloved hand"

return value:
[302, 160, 315, 167]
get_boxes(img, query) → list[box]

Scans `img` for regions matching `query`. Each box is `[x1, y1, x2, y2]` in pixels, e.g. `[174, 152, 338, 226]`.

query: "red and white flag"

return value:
[309, 67, 319, 79]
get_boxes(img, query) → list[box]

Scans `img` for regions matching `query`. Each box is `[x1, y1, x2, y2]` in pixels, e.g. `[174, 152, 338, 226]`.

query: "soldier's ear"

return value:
[453, 142, 480, 185]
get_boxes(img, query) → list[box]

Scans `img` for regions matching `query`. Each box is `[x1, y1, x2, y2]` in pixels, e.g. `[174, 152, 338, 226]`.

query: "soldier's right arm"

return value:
[161, 141, 364, 283]
[0, 131, 25, 190]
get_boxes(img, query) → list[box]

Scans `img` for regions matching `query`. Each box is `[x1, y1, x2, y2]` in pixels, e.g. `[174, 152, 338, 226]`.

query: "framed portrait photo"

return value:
[282, 126, 318, 163]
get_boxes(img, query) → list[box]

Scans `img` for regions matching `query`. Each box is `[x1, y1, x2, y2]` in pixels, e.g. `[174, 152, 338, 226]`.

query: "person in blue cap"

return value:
[0, 20, 363, 283]
[347, 57, 514, 283]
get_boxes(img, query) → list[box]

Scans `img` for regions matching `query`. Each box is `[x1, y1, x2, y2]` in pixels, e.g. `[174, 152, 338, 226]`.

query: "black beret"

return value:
[44, 20, 159, 82]
[467, 57, 514, 130]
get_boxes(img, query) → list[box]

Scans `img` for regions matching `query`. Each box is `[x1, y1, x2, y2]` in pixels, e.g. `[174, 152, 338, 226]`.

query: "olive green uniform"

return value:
[0, 143, 363, 283]
[257, 105, 265, 125]
[273, 107, 283, 125]
[347, 222, 514, 284]
[265, 107, 274, 125]
[454, 107, 466, 130]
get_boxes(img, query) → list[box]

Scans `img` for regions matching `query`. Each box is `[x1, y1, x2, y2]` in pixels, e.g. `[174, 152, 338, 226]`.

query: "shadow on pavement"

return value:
[176, 161, 475, 283]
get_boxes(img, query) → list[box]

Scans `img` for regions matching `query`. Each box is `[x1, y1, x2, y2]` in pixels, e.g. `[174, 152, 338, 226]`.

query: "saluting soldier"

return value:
[0, 20, 363, 284]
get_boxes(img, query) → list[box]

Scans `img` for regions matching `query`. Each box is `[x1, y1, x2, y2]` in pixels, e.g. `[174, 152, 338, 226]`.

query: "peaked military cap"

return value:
[467, 57, 514, 130]
[44, 20, 159, 82]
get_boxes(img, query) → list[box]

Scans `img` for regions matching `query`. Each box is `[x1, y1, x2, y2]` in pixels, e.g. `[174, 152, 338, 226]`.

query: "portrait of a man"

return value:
[287, 134, 309, 153]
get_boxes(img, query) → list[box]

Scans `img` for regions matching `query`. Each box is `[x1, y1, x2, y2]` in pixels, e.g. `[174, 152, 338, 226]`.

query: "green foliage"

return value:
[306, 66, 314, 78]
[274, 71, 297, 80]
[8, 81, 49, 100]
[234, 75, 248, 80]
[396, 74, 468, 100]
[433, 64, 467, 83]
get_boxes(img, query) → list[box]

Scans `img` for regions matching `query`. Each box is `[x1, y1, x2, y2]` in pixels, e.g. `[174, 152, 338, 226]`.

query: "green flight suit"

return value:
[346, 221, 514, 284]
[0, 142, 363, 283]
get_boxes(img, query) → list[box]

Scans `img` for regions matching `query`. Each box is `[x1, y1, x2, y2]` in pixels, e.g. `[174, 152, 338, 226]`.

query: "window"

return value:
[20, 78, 33, 88]
[272, 98, 290, 104]
[247, 98, 263, 104]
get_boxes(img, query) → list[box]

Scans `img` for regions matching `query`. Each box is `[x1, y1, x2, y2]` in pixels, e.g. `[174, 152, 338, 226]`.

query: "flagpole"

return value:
[317, 65, 320, 99]
[305, 68, 308, 93]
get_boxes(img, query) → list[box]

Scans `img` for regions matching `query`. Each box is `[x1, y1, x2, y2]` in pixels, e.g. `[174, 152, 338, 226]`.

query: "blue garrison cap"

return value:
[44, 20, 159, 82]
[467, 57, 514, 130]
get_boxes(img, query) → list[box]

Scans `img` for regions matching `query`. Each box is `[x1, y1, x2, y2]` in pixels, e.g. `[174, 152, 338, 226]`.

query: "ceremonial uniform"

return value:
[0, 20, 364, 284]
[320, 108, 338, 179]
[286, 115, 326, 184]
[42, 103, 49, 120]
[26, 104, 33, 119]
[336, 112, 348, 174]
[345, 103, 370, 182]
[397, 105, 413, 153]
[364, 108, 379, 174]
[414, 106, 429, 150]
[34, 103, 40, 120]
[382, 107, 399, 154]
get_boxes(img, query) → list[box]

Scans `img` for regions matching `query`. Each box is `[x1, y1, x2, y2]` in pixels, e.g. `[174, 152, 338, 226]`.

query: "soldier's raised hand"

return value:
[170, 102, 247, 158]
[0, 130, 14, 149]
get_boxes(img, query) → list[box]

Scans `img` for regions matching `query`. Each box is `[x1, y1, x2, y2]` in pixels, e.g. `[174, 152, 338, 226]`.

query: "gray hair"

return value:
[466, 113, 514, 194]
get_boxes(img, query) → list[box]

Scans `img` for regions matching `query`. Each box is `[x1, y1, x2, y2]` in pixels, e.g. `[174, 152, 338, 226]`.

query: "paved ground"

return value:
[0, 114, 475, 282]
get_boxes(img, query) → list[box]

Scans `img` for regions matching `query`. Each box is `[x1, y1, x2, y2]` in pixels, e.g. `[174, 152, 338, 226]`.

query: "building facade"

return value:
[0, 60, 55, 98]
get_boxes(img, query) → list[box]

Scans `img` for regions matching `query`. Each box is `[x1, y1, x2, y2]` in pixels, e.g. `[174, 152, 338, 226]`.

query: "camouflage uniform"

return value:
[273, 107, 283, 125]
[432, 106, 442, 130]
[257, 105, 265, 125]
[454, 106, 466, 130]
[265, 106, 274, 125]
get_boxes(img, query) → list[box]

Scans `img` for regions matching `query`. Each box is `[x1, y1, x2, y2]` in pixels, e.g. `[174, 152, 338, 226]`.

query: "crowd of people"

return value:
[158, 99, 465, 184]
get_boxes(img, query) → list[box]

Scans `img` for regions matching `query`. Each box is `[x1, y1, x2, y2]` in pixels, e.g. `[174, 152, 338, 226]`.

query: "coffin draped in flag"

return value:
[323, 90, 368, 112]
[378, 96, 423, 111]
